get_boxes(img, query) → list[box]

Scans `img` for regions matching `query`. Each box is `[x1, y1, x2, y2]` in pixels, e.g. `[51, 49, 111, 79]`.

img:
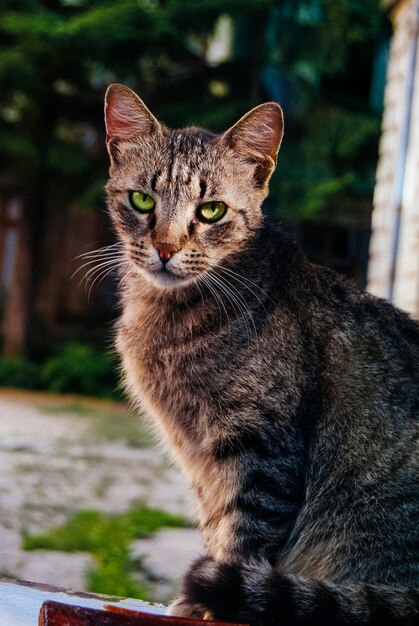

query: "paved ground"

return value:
[0, 390, 202, 601]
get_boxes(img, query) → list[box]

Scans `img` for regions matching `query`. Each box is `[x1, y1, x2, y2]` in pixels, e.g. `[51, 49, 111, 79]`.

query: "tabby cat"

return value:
[104, 83, 418, 625]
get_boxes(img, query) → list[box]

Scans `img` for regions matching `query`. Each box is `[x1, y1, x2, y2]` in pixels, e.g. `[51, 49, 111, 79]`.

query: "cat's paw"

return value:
[177, 556, 246, 623]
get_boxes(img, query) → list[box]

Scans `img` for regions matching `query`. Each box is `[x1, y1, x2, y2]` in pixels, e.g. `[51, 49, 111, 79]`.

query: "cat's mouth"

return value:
[143, 265, 196, 289]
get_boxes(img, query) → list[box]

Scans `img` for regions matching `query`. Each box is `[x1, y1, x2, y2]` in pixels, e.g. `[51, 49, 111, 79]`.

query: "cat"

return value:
[104, 83, 418, 625]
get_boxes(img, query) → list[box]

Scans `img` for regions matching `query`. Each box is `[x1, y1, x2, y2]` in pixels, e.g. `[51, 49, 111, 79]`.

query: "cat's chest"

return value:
[137, 336, 206, 402]
[117, 303, 224, 433]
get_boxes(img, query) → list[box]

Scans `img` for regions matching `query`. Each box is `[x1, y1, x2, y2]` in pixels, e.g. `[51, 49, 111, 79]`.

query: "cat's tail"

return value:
[181, 556, 419, 626]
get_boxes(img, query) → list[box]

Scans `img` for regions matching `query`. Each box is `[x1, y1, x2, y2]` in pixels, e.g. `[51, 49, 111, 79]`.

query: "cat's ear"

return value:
[222, 102, 284, 183]
[104, 84, 162, 160]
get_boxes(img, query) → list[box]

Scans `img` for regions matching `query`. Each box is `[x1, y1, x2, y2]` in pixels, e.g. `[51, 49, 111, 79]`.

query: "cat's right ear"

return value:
[104, 84, 162, 162]
[222, 102, 284, 185]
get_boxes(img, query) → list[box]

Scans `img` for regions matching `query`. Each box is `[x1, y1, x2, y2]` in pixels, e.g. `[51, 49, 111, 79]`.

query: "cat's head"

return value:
[104, 84, 283, 289]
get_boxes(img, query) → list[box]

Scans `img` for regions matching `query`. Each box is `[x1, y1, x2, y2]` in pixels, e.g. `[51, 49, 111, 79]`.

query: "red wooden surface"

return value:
[39, 600, 248, 626]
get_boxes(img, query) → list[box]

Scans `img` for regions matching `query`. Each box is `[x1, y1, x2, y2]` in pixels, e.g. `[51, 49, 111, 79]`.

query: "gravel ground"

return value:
[0, 389, 202, 601]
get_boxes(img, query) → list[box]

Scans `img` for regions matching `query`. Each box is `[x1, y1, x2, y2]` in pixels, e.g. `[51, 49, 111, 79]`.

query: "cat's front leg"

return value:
[168, 556, 269, 624]
[169, 422, 304, 620]
[168, 557, 245, 622]
[202, 421, 304, 564]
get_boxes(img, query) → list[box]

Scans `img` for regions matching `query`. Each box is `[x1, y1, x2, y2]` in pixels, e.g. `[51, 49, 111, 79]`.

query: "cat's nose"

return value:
[153, 241, 179, 264]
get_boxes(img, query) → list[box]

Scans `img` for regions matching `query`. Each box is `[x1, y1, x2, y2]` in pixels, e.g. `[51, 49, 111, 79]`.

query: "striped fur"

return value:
[104, 84, 418, 625]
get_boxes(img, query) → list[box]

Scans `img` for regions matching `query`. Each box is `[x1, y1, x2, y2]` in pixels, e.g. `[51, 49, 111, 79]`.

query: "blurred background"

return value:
[0, 0, 394, 374]
[0, 0, 418, 604]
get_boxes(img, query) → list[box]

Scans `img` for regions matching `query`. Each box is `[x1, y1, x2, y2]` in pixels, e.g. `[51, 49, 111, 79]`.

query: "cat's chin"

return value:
[141, 268, 197, 290]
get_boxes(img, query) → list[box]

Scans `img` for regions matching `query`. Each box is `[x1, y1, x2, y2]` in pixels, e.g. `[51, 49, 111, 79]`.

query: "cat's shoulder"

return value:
[265, 221, 419, 345]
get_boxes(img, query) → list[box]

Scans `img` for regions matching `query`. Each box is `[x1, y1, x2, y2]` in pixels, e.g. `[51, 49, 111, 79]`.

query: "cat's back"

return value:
[264, 226, 418, 391]
[277, 244, 418, 586]
[288, 255, 419, 448]
[305, 261, 418, 384]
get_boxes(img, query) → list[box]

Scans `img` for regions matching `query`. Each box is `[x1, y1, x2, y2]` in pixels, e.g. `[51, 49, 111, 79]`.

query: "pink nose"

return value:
[153, 242, 179, 263]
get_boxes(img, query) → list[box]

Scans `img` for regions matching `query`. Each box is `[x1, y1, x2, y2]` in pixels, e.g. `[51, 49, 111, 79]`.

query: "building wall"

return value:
[367, 0, 419, 317]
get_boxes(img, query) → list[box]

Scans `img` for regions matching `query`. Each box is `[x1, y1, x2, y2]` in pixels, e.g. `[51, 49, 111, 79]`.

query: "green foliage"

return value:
[0, 0, 384, 199]
[262, 0, 385, 223]
[40, 342, 118, 397]
[267, 0, 381, 79]
[23, 505, 189, 599]
[271, 103, 381, 221]
[0, 342, 120, 397]
[0, 357, 42, 390]
[0, 342, 119, 397]
[0, 0, 386, 356]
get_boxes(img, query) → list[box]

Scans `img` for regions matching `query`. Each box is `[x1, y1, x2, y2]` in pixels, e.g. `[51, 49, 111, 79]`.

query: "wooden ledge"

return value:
[0, 578, 164, 625]
[39, 600, 246, 625]
[0, 579, 247, 626]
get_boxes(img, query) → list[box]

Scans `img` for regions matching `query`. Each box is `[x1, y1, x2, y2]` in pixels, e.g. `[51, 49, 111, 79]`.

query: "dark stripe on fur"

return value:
[150, 170, 160, 191]
[200, 179, 207, 199]
[183, 558, 419, 626]
[212, 428, 285, 461]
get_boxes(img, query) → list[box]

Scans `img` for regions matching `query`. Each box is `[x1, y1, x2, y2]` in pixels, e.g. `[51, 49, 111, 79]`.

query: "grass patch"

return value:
[23, 506, 189, 599]
[40, 402, 153, 448]
[0, 569, 18, 579]
[91, 410, 153, 448]
[40, 402, 94, 416]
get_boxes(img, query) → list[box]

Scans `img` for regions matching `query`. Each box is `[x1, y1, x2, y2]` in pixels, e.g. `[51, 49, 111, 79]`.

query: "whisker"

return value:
[119, 266, 136, 291]
[214, 274, 254, 349]
[74, 242, 122, 261]
[77, 249, 122, 262]
[85, 261, 121, 284]
[203, 253, 272, 301]
[71, 256, 123, 284]
[209, 271, 258, 350]
[215, 266, 270, 312]
[206, 273, 246, 343]
[82, 258, 124, 284]
[87, 264, 121, 301]
[71, 242, 124, 280]
[200, 274, 229, 338]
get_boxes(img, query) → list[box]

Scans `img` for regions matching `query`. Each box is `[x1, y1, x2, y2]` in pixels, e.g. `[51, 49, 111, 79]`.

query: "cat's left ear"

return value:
[104, 84, 163, 161]
[222, 102, 284, 183]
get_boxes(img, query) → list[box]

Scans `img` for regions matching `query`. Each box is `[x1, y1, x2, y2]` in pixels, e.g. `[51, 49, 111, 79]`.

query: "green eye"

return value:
[129, 190, 155, 213]
[197, 201, 227, 223]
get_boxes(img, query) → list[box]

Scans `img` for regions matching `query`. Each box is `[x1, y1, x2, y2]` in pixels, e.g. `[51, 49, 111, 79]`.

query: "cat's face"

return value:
[105, 84, 283, 289]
